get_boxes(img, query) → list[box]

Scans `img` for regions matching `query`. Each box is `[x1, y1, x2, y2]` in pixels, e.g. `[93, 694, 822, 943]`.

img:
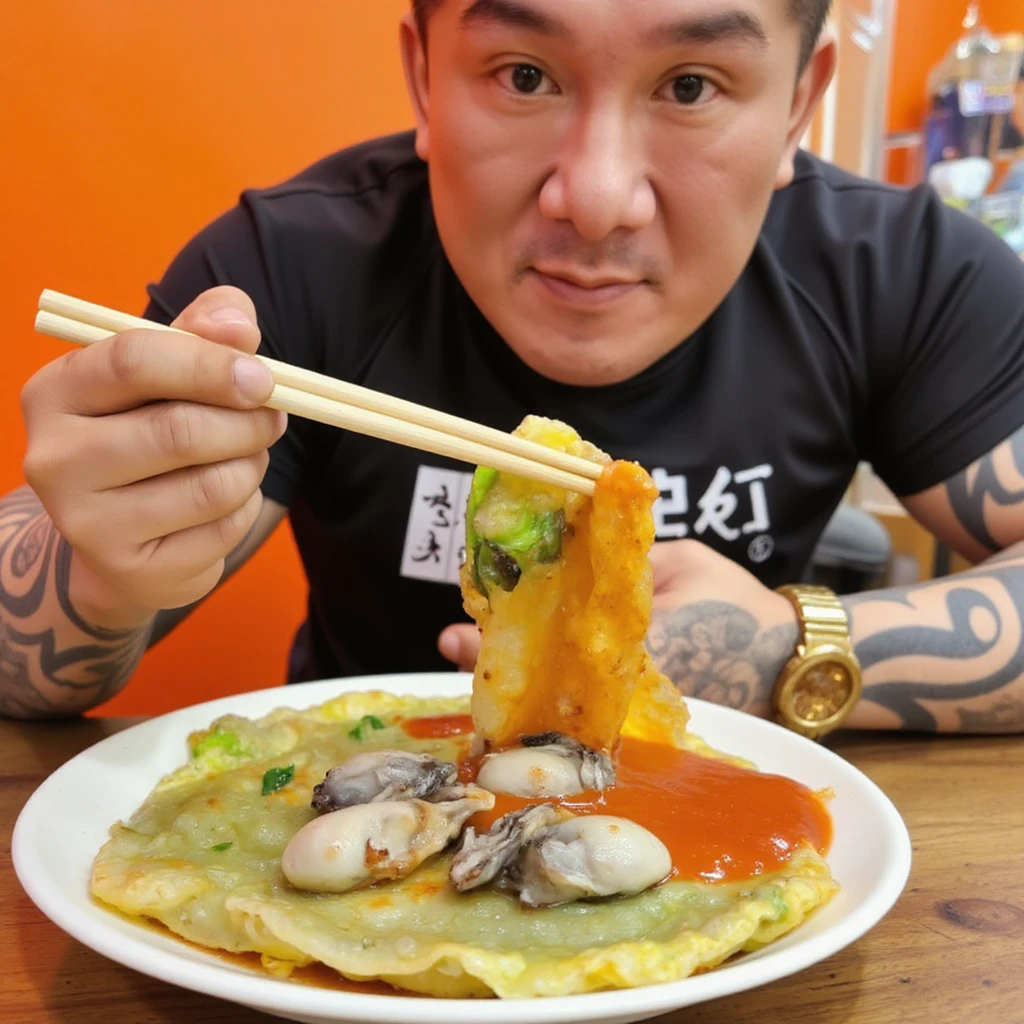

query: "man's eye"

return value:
[497, 63, 556, 95]
[659, 74, 716, 106]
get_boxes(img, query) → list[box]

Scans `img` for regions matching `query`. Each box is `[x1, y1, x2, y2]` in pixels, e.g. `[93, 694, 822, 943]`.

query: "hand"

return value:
[20, 286, 287, 627]
[438, 539, 798, 716]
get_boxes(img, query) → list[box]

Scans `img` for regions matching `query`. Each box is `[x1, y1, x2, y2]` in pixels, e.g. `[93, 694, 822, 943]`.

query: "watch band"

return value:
[773, 584, 863, 740]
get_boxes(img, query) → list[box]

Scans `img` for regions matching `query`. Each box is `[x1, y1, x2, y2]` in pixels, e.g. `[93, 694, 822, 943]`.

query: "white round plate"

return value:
[13, 672, 911, 1024]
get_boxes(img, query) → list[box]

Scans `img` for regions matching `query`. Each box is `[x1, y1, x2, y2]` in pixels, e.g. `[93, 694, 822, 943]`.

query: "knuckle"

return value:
[217, 492, 260, 549]
[191, 342, 209, 394]
[19, 373, 41, 418]
[21, 447, 46, 490]
[189, 462, 231, 516]
[154, 403, 199, 460]
[105, 330, 148, 384]
[22, 442, 64, 494]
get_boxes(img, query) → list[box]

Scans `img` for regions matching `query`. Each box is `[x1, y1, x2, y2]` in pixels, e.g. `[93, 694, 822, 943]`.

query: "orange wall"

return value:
[0, 0, 415, 715]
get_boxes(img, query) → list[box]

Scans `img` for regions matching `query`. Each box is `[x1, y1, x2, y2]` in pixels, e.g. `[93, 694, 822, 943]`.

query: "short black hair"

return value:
[411, 0, 832, 69]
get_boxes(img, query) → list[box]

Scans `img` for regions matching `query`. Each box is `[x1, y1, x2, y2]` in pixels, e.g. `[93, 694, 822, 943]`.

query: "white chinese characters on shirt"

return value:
[653, 464, 775, 563]
[399, 466, 473, 585]
[400, 463, 776, 585]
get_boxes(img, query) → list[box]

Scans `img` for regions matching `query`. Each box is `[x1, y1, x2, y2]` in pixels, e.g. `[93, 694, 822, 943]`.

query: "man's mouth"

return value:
[527, 267, 647, 309]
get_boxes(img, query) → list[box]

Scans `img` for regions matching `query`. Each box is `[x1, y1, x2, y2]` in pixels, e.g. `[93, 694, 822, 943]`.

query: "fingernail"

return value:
[208, 306, 252, 324]
[233, 356, 273, 402]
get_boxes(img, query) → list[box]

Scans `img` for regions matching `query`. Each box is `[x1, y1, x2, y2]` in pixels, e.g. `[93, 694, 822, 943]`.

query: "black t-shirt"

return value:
[145, 131, 1024, 683]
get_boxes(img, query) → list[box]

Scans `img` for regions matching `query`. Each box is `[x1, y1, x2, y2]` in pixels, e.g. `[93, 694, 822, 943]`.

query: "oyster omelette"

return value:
[91, 416, 838, 999]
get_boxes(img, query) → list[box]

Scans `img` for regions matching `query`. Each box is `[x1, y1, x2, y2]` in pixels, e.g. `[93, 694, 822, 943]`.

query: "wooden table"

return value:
[3, 717, 1022, 1023]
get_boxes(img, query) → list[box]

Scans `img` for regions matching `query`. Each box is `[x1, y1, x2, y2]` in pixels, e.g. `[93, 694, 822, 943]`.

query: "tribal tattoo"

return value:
[646, 600, 798, 716]
[0, 488, 150, 718]
[844, 558, 1024, 732]
[946, 426, 1024, 552]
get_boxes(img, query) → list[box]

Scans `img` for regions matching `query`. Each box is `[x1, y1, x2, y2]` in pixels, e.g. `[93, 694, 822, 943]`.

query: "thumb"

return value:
[438, 623, 481, 672]
[173, 285, 263, 356]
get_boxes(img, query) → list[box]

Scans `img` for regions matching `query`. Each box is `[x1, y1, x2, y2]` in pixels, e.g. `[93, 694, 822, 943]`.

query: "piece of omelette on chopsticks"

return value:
[90, 415, 838, 999]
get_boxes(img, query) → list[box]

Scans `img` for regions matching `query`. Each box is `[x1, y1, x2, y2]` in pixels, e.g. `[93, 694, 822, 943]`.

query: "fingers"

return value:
[17, 284, 286, 619]
[39, 330, 274, 418]
[142, 489, 266, 594]
[67, 403, 286, 491]
[65, 487, 266, 614]
[22, 284, 271, 424]
[94, 452, 270, 543]
[438, 624, 481, 672]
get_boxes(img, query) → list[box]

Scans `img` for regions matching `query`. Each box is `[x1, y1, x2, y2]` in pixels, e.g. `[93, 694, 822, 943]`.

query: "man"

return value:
[3, 0, 1024, 734]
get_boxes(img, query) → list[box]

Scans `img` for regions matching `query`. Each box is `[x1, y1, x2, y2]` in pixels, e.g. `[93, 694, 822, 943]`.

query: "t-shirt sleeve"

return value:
[141, 204, 310, 508]
[862, 188, 1024, 497]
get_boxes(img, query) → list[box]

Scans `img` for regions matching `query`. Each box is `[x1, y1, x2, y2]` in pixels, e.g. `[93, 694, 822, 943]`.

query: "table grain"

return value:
[3, 717, 1022, 1023]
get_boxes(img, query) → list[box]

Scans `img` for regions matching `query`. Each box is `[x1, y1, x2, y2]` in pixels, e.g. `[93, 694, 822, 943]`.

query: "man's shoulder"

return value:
[786, 150, 901, 199]
[765, 151, 930, 250]
[250, 131, 425, 205]
[156, 131, 442, 371]
[239, 130, 431, 240]
[760, 151, 1011, 317]
[230, 131, 440, 334]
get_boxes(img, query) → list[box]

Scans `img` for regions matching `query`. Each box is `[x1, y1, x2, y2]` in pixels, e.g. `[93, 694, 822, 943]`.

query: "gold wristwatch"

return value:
[772, 584, 862, 740]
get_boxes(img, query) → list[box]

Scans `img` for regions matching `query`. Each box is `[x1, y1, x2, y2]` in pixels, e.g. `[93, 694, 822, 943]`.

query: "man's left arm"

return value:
[840, 423, 1024, 733]
[647, 428, 1024, 734]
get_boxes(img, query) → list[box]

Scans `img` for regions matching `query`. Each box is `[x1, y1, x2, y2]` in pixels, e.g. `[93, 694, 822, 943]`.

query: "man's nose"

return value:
[538, 108, 656, 241]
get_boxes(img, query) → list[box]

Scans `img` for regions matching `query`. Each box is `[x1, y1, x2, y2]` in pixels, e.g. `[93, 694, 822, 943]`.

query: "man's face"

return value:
[402, 0, 831, 386]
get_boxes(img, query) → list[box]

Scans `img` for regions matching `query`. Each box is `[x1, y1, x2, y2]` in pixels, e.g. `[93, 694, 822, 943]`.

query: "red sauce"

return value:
[468, 735, 832, 883]
[400, 714, 475, 739]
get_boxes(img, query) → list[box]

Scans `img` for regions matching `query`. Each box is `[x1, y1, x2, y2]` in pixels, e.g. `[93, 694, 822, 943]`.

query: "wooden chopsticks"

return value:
[34, 290, 601, 496]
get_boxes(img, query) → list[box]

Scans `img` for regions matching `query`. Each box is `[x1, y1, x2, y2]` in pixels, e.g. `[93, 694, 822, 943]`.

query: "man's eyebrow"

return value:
[459, 0, 570, 38]
[646, 10, 769, 48]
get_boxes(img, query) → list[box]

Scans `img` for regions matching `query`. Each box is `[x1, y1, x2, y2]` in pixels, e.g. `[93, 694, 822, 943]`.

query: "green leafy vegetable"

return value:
[348, 714, 386, 741]
[465, 466, 499, 553]
[471, 508, 565, 596]
[210, 842, 233, 852]
[465, 461, 569, 597]
[191, 727, 248, 760]
[261, 764, 295, 796]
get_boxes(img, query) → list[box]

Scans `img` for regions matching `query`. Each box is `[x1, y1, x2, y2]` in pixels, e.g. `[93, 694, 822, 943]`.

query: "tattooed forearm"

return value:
[645, 600, 798, 716]
[843, 554, 1024, 733]
[945, 429, 1024, 552]
[0, 487, 151, 719]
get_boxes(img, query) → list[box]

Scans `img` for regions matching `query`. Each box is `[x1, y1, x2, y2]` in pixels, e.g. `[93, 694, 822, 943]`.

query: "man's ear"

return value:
[399, 12, 431, 161]
[775, 31, 838, 189]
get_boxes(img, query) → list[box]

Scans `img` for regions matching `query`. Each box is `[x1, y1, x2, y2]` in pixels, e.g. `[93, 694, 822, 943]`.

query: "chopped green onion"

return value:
[210, 841, 233, 852]
[261, 764, 295, 795]
[191, 727, 247, 759]
[348, 714, 386, 741]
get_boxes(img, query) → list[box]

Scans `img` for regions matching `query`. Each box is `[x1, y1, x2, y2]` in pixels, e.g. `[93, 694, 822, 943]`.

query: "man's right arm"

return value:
[1, 286, 288, 720]
[0, 489, 285, 719]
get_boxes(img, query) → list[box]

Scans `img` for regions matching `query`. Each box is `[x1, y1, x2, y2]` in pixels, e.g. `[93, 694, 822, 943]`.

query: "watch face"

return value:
[793, 662, 856, 724]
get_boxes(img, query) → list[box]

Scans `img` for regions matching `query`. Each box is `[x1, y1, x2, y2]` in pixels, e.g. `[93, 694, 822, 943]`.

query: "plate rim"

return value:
[12, 671, 913, 1023]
